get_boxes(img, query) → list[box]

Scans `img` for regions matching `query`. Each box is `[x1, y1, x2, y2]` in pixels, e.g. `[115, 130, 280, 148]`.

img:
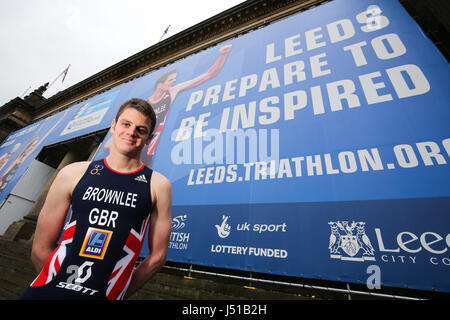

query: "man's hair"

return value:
[154, 69, 178, 90]
[115, 98, 157, 134]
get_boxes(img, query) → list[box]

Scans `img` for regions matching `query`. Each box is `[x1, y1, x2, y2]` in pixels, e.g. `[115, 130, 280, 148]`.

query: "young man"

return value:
[19, 98, 172, 300]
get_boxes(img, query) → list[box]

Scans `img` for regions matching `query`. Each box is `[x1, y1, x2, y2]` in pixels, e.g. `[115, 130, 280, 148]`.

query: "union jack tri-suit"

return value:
[19, 159, 153, 300]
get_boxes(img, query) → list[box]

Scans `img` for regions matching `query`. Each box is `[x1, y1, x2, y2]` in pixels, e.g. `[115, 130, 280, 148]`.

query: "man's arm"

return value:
[124, 171, 172, 299]
[170, 44, 232, 99]
[31, 162, 88, 272]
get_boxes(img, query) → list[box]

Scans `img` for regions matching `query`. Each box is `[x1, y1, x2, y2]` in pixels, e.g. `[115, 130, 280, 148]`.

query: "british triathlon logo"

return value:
[169, 215, 190, 250]
[215, 215, 231, 238]
[172, 214, 187, 230]
[79, 227, 113, 260]
[328, 221, 375, 262]
[90, 164, 104, 175]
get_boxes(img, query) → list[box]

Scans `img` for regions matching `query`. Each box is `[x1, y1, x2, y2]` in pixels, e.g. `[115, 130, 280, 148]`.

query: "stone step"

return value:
[138, 275, 247, 300]
[0, 237, 310, 300]
[138, 271, 308, 300]
[0, 252, 35, 271]
[0, 238, 36, 299]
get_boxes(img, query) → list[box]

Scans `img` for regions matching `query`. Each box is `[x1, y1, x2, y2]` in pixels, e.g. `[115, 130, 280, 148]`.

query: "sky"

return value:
[0, 0, 246, 106]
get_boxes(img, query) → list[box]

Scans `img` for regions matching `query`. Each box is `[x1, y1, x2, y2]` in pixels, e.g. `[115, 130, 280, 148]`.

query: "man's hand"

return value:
[219, 44, 232, 55]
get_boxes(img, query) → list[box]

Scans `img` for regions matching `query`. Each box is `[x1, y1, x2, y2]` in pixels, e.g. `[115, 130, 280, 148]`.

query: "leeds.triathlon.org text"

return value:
[186, 138, 450, 185]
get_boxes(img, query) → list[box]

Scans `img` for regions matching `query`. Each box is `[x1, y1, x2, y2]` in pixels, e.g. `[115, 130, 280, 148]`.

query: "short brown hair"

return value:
[155, 69, 178, 89]
[115, 98, 156, 134]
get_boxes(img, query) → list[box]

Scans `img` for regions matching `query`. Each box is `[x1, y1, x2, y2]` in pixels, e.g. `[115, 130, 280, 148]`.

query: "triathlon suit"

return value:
[19, 159, 153, 300]
[146, 92, 172, 157]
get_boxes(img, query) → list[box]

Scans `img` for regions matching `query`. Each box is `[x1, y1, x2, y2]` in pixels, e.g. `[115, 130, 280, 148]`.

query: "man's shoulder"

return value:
[150, 170, 171, 190]
[59, 161, 91, 180]
[48, 161, 91, 196]
[150, 170, 172, 201]
[150, 170, 171, 211]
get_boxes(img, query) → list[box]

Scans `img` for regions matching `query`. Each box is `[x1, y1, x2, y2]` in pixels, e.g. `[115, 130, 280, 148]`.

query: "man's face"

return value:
[160, 72, 177, 91]
[110, 107, 153, 157]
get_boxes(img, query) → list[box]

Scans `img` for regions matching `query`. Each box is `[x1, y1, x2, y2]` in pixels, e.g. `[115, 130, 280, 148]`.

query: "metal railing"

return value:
[162, 264, 424, 300]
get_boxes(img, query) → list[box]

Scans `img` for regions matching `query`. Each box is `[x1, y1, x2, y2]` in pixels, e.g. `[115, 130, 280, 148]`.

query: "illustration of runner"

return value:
[146, 44, 232, 157]
[103, 44, 232, 165]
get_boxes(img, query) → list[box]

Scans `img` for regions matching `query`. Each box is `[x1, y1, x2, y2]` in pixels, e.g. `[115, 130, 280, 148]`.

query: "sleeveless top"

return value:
[150, 91, 172, 124]
[19, 159, 153, 300]
[145, 92, 172, 158]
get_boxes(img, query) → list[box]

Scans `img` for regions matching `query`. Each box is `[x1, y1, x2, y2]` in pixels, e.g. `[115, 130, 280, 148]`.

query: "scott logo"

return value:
[56, 261, 98, 296]
[66, 261, 94, 285]
[328, 221, 375, 262]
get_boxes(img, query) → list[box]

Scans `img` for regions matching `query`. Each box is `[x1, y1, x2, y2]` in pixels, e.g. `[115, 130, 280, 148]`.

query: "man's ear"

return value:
[110, 119, 116, 134]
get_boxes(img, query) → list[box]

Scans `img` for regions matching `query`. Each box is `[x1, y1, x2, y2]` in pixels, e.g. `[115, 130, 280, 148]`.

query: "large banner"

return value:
[0, 110, 72, 205]
[134, 0, 449, 292]
[0, 0, 448, 293]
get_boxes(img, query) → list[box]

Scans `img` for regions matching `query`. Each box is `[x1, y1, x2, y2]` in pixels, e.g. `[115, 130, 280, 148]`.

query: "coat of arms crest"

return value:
[328, 221, 376, 261]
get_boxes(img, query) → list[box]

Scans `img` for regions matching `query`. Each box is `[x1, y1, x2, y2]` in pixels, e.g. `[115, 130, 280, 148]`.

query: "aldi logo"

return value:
[79, 227, 113, 260]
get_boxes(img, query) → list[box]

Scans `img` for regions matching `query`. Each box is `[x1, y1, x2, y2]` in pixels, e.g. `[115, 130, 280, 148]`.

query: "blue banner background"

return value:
[0, 0, 448, 293]
[138, 0, 450, 292]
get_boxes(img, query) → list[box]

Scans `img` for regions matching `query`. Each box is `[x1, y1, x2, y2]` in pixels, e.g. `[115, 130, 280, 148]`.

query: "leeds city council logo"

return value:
[328, 221, 375, 262]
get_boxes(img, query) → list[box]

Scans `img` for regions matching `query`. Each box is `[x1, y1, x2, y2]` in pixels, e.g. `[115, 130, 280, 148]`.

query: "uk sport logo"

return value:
[328, 221, 375, 262]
